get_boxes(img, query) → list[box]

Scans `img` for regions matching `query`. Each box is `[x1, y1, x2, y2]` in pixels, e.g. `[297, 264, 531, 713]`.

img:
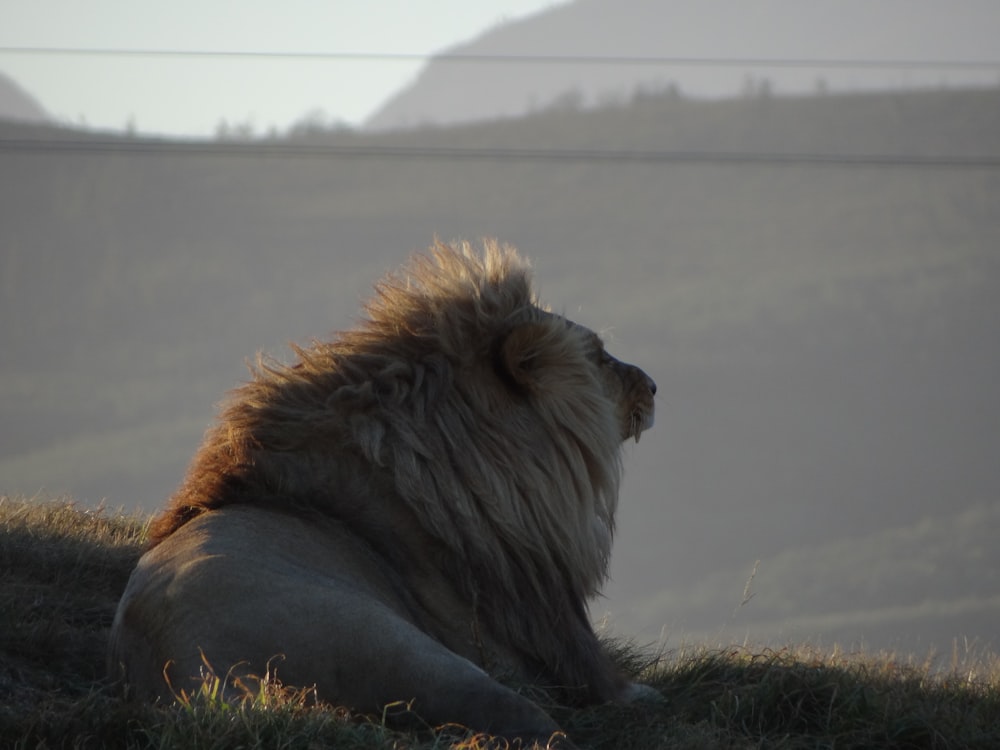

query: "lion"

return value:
[109, 239, 657, 746]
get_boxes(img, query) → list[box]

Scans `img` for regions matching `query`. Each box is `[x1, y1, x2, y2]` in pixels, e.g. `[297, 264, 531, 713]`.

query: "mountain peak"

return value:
[365, 0, 1000, 132]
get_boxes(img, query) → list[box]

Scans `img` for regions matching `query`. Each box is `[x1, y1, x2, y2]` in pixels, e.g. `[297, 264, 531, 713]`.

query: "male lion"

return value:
[109, 240, 657, 745]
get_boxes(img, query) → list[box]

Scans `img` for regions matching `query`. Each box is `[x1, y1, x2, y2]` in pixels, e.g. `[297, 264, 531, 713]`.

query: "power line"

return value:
[1, 137, 997, 170]
[1, 45, 998, 70]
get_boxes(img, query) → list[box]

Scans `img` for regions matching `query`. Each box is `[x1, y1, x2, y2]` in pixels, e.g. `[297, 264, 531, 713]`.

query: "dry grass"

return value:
[2, 495, 998, 749]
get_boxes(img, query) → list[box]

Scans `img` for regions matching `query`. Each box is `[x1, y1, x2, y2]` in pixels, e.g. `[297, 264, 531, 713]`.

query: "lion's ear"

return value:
[497, 322, 561, 391]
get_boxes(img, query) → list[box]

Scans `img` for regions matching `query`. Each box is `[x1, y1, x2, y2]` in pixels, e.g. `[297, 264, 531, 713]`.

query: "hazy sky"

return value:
[1, 0, 562, 136]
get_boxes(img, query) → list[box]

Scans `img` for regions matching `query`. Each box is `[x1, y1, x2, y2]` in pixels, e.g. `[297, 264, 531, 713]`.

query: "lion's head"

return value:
[123, 240, 657, 738]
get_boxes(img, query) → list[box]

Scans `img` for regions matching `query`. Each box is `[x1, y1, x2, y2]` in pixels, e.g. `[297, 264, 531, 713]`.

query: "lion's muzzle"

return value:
[608, 357, 656, 443]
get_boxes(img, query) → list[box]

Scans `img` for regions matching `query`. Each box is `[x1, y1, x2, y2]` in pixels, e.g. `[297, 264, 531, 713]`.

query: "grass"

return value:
[2, 495, 998, 749]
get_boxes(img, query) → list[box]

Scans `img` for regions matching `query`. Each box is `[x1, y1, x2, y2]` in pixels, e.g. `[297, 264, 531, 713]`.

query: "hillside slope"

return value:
[0, 71, 50, 124]
[610, 502, 1000, 657]
[3, 496, 999, 749]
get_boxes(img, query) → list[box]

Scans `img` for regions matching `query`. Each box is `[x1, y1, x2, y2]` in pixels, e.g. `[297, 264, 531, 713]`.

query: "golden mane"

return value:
[146, 239, 633, 701]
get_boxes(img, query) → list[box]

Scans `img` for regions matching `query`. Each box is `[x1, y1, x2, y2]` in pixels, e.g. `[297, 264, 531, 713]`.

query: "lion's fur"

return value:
[114, 240, 656, 735]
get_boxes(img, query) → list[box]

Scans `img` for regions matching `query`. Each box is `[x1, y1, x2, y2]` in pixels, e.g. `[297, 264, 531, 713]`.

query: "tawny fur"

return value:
[113, 240, 656, 737]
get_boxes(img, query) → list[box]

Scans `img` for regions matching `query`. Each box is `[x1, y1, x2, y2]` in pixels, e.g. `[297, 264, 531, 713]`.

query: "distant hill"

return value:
[366, 0, 1000, 131]
[2, 88, 998, 654]
[0, 71, 50, 124]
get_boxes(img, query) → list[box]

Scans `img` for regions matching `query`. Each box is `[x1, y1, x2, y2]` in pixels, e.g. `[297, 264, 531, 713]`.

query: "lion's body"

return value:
[109, 241, 656, 742]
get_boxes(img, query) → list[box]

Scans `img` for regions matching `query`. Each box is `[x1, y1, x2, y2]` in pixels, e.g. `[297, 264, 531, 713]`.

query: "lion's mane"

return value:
[147, 239, 630, 700]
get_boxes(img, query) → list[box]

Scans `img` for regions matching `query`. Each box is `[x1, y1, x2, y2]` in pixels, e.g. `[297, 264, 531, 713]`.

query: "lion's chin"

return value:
[626, 410, 655, 443]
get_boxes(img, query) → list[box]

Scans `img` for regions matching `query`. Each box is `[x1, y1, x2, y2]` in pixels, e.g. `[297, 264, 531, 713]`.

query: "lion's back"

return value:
[110, 506, 416, 701]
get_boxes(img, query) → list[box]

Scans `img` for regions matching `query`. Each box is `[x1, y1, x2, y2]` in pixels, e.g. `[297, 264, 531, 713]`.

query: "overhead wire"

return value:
[1, 45, 999, 70]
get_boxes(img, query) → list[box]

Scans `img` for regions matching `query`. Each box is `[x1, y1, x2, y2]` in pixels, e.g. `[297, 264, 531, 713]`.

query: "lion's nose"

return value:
[647, 374, 657, 396]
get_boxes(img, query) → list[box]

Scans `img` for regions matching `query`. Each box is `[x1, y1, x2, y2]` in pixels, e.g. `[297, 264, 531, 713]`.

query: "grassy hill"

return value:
[617, 502, 1000, 657]
[3, 495, 999, 749]
[1, 87, 999, 654]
